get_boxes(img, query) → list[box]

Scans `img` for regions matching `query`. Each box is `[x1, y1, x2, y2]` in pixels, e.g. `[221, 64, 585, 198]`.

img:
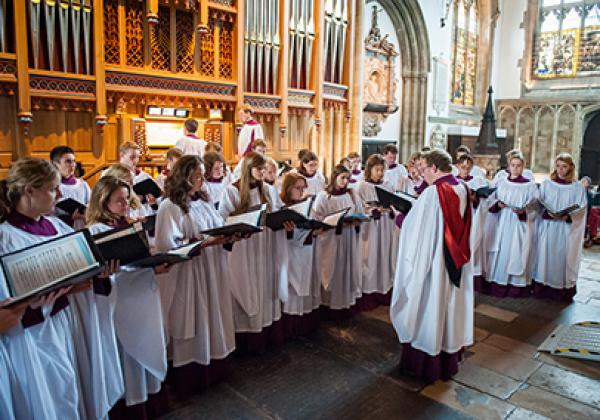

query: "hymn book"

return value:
[201, 204, 266, 236]
[133, 178, 162, 198]
[375, 186, 416, 214]
[93, 222, 196, 268]
[1, 230, 104, 306]
[55, 198, 87, 216]
[538, 199, 582, 218]
[265, 197, 315, 231]
[474, 186, 497, 199]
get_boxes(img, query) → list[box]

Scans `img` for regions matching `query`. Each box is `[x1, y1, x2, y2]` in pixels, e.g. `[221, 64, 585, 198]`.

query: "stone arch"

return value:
[365, 0, 431, 160]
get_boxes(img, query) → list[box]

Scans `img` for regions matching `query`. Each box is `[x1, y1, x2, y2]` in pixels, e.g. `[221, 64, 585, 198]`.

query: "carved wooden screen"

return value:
[104, 0, 120, 65]
[176, 9, 195, 74]
[125, 0, 145, 68]
[151, 6, 171, 71]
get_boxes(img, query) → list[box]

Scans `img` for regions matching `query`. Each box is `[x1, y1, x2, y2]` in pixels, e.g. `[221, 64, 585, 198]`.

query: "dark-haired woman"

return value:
[155, 155, 236, 373]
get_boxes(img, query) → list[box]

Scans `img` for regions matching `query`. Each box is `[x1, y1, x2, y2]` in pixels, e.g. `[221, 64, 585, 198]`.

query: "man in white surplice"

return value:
[236, 104, 264, 159]
[390, 148, 474, 383]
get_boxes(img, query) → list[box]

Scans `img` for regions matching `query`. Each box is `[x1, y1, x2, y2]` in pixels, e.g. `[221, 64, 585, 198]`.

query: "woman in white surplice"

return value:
[0, 158, 120, 419]
[87, 176, 169, 407]
[154, 155, 236, 367]
[455, 155, 491, 283]
[356, 154, 398, 303]
[312, 164, 363, 310]
[484, 152, 539, 297]
[533, 153, 587, 302]
[279, 173, 321, 320]
[219, 152, 289, 334]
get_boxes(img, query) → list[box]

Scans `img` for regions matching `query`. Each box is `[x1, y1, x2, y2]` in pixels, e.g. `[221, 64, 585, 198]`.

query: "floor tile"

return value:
[509, 384, 600, 420]
[483, 334, 539, 358]
[452, 361, 522, 400]
[474, 304, 519, 322]
[467, 342, 542, 381]
[421, 380, 515, 420]
[527, 364, 600, 408]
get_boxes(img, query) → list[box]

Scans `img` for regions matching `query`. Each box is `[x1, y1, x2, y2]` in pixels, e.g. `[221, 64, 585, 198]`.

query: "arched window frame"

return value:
[532, 0, 600, 80]
[449, 0, 479, 107]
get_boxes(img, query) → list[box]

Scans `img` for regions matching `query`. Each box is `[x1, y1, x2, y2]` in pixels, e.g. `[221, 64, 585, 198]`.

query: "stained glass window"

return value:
[533, 0, 600, 79]
[450, 0, 478, 106]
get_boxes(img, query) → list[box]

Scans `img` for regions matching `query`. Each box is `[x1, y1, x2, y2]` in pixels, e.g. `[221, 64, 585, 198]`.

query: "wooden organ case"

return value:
[0, 0, 365, 181]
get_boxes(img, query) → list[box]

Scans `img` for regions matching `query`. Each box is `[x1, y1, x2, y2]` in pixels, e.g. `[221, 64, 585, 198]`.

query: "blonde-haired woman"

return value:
[102, 163, 147, 218]
[483, 152, 539, 297]
[154, 155, 236, 389]
[87, 176, 169, 410]
[219, 152, 288, 351]
[279, 173, 321, 335]
[533, 153, 587, 302]
[0, 158, 119, 419]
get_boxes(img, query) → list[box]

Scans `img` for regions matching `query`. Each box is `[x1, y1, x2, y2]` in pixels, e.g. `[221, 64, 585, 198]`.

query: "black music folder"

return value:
[56, 198, 87, 216]
[133, 178, 162, 198]
[375, 186, 415, 214]
[1, 229, 104, 306]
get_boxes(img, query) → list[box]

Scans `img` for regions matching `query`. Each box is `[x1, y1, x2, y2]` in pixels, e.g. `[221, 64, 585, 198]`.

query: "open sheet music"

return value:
[1, 230, 103, 305]
[538, 199, 582, 217]
[265, 197, 315, 231]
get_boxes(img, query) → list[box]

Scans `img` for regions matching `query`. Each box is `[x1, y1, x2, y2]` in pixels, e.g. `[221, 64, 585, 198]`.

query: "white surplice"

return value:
[462, 177, 491, 277]
[89, 223, 167, 406]
[55, 178, 91, 230]
[237, 121, 264, 157]
[312, 191, 363, 309]
[492, 168, 535, 185]
[390, 182, 474, 356]
[533, 180, 587, 290]
[356, 180, 398, 295]
[154, 197, 235, 366]
[485, 179, 539, 288]
[175, 135, 207, 157]
[0, 218, 81, 419]
[219, 184, 289, 332]
[304, 171, 327, 196]
[282, 228, 321, 315]
[384, 164, 409, 191]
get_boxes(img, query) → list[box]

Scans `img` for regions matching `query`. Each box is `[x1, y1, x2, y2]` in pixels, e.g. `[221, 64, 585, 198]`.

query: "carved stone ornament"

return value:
[362, 5, 399, 137]
[429, 124, 448, 149]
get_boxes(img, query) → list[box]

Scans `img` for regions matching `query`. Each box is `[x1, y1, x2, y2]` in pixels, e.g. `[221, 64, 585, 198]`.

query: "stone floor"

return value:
[159, 248, 600, 420]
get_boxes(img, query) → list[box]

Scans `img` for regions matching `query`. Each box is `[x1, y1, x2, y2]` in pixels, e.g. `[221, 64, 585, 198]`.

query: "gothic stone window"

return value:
[450, 0, 478, 106]
[533, 0, 600, 79]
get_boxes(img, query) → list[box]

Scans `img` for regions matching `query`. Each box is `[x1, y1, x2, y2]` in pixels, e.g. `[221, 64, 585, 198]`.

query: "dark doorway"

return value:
[581, 112, 600, 184]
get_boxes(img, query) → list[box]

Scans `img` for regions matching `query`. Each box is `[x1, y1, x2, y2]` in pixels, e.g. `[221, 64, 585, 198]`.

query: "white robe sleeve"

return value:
[155, 201, 185, 252]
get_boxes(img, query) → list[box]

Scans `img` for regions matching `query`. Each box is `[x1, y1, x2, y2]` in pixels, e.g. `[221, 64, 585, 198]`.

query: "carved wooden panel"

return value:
[104, 0, 120, 64]
[176, 10, 195, 74]
[151, 6, 171, 71]
[199, 18, 216, 76]
[125, 0, 145, 67]
[219, 19, 234, 79]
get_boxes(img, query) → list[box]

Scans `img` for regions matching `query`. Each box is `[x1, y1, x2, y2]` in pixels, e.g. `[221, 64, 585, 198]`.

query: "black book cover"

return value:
[56, 198, 87, 215]
[133, 178, 162, 198]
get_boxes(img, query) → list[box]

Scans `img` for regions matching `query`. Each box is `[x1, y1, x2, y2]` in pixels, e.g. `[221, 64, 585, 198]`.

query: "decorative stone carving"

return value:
[429, 124, 448, 149]
[362, 5, 399, 137]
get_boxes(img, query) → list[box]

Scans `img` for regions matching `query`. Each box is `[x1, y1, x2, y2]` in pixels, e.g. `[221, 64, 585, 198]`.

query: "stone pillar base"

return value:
[473, 154, 500, 179]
